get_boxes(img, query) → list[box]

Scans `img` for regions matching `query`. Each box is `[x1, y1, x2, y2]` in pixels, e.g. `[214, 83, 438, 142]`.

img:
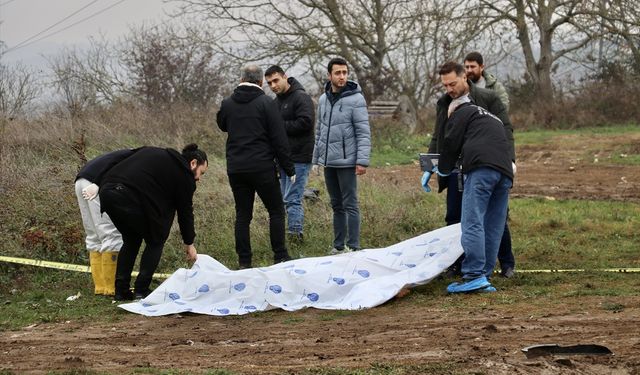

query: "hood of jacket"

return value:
[231, 84, 264, 104]
[323, 80, 362, 100]
[277, 77, 306, 99]
[482, 71, 498, 87]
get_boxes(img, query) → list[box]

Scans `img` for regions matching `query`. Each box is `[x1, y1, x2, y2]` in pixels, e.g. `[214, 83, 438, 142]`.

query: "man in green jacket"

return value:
[464, 52, 510, 111]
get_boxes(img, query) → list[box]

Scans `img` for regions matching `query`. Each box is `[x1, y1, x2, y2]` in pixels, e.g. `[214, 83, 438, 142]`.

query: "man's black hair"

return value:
[182, 143, 208, 165]
[438, 61, 465, 76]
[327, 57, 348, 73]
[265, 65, 286, 77]
[464, 52, 484, 66]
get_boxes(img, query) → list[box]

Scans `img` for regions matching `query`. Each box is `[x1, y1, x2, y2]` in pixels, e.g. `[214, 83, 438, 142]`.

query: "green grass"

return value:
[515, 124, 640, 145]
[1, 114, 639, 373]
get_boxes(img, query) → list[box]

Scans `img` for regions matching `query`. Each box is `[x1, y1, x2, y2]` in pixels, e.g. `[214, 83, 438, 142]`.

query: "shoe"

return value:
[238, 263, 252, 270]
[101, 251, 118, 296]
[113, 289, 134, 301]
[89, 251, 105, 295]
[274, 254, 292, 264]
[134, 289, 151, 300]
[447, 276, 492, 293]
[444, 266, 462, 278]
[287, 232, 304, 244]
[501, 267, 515, 278]
[329, 246, 355, 255]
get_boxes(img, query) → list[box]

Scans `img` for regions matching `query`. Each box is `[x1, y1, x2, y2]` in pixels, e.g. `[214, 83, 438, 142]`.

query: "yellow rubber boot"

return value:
[101, 251, 118, 296]
[89, 251, 105, 295]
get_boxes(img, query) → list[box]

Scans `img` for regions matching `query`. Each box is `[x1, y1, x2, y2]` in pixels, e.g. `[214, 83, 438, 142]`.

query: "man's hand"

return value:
[421, 171, 432, 192]
[81, 183, 99, 200]
[355, 165, 367, 175]
[512, 162, 517, 175]
[184, 244, 198, 263]
[290, 174, 296, 184]
[311, 164, 320, 175]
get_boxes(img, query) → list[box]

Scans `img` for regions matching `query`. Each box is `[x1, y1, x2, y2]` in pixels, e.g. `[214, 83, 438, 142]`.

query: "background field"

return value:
[0, 116, 639, 374]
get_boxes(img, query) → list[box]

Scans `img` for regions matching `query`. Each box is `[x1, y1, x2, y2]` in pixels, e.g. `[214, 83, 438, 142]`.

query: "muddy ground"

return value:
[1, 132, 639, 374]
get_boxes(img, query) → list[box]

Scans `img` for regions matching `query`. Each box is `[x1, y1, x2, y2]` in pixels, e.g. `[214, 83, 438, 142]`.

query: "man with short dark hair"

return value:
[99, 144, 208, 301]
[464, 52, 510, 110]
[424, 61, 516, 278]
[437, 89, 513, 293]
[264, 65, 315, 243]
[313, 57, 371, 254]
[217, 64, 295, 269]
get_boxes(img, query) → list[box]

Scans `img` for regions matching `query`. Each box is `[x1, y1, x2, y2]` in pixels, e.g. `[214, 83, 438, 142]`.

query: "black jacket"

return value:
[100, 147, 197, 245]
[274, 77, 315, 163]
[428, 81, 515, 192]
[217, 84, 294, 176]
[75, 148, 138, 184]
[439, 103, 513, 180]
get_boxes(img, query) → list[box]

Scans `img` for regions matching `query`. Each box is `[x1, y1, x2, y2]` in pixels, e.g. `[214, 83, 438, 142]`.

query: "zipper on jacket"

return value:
[324, 98, 336, 165]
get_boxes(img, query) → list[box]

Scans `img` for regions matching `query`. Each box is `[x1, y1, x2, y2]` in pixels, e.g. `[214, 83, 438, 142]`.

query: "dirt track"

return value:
[2, 295, 640, 374]
[1, 133, 640, 374]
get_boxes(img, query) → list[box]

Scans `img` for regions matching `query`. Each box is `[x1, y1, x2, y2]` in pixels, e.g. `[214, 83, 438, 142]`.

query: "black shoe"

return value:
[134, 289, 151, 299]
[274, 254, 292, 264]
[238, 263, 252, 270]
[501, 267, 515, 278]
[114, 289, 134, 301]
[444, 266, 462, 278]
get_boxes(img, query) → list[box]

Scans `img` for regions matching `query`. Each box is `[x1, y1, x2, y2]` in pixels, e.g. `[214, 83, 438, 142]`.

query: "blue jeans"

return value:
[279, 163, 311, 234]
[460, 168, 512, 279]
[446, 171, 515, 271]
[324, 167, 360, 250]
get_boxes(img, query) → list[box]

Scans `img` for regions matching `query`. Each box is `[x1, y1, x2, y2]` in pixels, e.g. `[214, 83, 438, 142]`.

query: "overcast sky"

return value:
[0, 0, 178, 68]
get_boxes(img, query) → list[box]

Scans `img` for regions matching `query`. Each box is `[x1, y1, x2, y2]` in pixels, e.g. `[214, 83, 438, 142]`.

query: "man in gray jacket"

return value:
[464, 52, 510, 110]
[312, 57, 371, 254]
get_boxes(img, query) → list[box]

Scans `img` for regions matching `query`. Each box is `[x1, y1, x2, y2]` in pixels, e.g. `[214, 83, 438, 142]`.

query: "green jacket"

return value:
[428, 81, 515, 192]
[483, 71, 509, 111]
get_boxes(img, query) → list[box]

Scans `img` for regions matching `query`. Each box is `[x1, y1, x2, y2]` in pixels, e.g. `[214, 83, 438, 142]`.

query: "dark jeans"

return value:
[446, 171, 515, 272]
[99, 183, 164, 295]
[324, 167, 360, 250]
[228, 169, 289, 266]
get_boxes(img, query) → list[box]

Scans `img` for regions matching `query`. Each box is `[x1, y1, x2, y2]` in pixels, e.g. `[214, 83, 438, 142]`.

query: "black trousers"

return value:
[99, 183, 164, 295]
[228, 169, 289, 266]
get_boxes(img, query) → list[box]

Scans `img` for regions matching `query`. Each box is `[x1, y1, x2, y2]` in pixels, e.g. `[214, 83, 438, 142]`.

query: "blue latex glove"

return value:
[434, 166, 450, 177]
[421, 171, 432, 192]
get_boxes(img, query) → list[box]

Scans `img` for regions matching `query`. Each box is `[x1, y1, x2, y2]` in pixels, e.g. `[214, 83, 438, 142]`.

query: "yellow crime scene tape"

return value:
[0, 255, 173, 279]
[1, 255, 639, 275]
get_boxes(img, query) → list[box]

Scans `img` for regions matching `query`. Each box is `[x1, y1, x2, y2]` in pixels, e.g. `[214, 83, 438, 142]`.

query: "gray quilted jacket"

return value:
[312, 81, 371, 168]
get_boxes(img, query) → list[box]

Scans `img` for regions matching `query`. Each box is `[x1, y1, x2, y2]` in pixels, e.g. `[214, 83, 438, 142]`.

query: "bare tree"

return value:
[172, 0, 485, 105]
[480, 0, 595, 102]
[586, 0, 640, 73]
[0, 62, 40, 119]
[48, 37, 125, 118]
[121, 24, 232, 109]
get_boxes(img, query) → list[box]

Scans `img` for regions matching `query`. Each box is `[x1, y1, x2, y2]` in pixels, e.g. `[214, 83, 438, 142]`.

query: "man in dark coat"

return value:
[217, 64, 295, 269]
[438, 96, 513, 293]
[99, 144, 208, 301]
[425, 61, 516, 279]
[264, 65, 315, 243]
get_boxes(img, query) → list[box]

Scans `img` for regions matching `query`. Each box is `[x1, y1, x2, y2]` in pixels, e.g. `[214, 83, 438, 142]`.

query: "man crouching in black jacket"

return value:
[217, 64, 295, 269]
[99, 144, 208, 301]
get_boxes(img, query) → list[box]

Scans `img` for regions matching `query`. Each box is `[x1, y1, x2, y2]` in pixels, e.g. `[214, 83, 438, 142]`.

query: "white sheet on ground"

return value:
[119, 224, 463, 316]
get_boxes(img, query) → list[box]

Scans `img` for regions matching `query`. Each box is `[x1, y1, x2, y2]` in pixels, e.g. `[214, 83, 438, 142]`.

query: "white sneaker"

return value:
[329, 246, 354, 255]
